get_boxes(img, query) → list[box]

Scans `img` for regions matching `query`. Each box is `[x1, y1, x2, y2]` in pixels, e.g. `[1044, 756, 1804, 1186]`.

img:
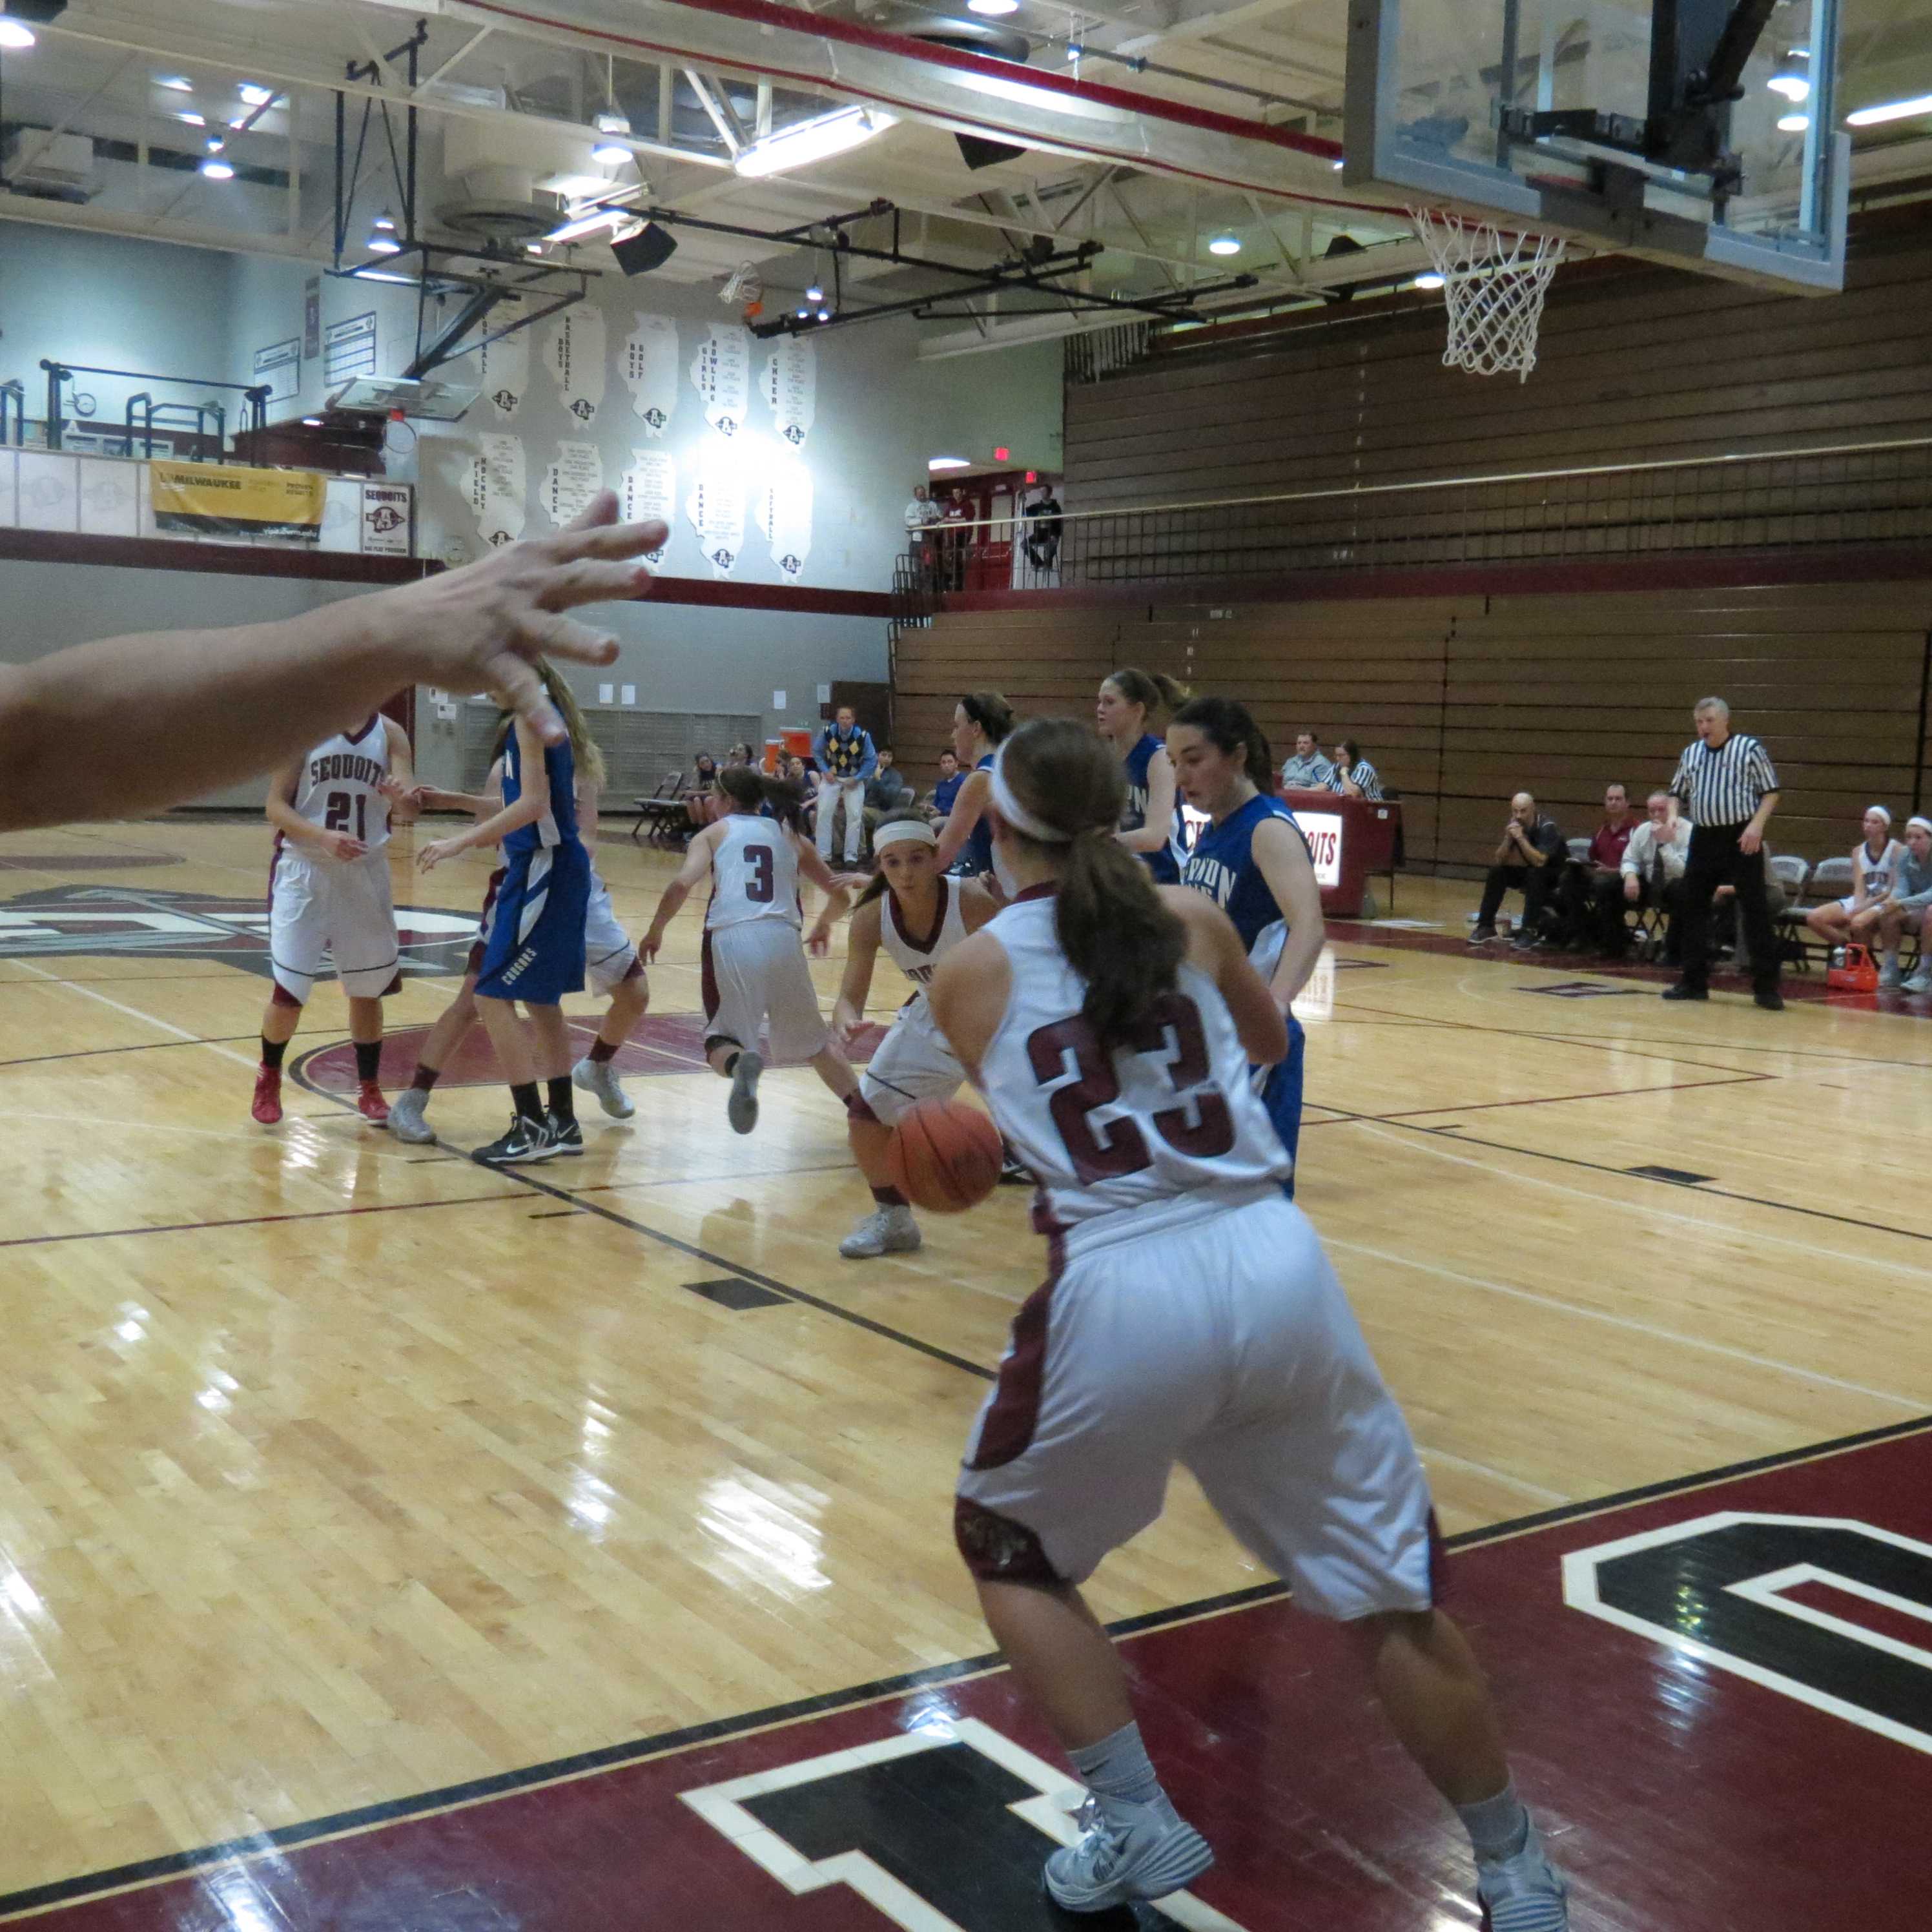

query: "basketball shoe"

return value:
[1043, 1793, 1214, 1913]
[839, 1204, 921, 1259]
[727, 1051, 763, 1135]
[572, 1055, 635, 1119]
[548, 1112, 584, 1155]
[472, 1115, 556, 1167]
[387, 1087, 434, 1144]
[356, 1081, 390, 1124]
[1476, 1824, 1570, 1931]
[251, 1065, 282, 1125]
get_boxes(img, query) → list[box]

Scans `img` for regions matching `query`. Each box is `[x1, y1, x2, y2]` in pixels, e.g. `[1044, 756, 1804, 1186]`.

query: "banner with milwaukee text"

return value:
[149, 461, 326, 540]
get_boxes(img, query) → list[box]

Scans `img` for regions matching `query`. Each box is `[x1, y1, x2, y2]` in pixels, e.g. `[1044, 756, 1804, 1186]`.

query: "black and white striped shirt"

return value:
[1669, 732, 1778, 828]
[1325, 759, 1384, 803]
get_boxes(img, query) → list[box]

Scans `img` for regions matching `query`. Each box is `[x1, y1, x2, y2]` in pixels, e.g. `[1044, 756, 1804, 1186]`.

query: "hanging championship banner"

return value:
[149, 460, 325, 539]
[620, 449, 674, 562]
[690, 322, 750, 437]
[478, 298, 531, 419]
[686, 441, 745, 579]
[752, 450, 813, 583]
[542, 440, 604, 526]
[541, 307, 606, 424]
[762, 337, 816, 449]
[622, 313, 679, 436]
[460, 433, 526, 548]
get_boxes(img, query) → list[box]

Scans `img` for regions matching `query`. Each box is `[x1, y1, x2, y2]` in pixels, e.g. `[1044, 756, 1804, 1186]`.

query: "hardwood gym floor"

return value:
[0, 817, 1926, 1924]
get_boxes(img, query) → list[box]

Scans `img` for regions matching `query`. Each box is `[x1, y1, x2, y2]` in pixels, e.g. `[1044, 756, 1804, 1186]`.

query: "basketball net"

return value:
[1408, 207, 1567, 383]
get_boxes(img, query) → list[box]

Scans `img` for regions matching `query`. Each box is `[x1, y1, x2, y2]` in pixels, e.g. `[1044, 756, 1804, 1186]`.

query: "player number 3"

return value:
[1025, 992, 1234, 1183]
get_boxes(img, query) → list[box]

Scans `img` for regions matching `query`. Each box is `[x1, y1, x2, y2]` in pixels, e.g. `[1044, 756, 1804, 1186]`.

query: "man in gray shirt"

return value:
[1878, 813, 1932, 992]
[1280, 730, 1335, 789]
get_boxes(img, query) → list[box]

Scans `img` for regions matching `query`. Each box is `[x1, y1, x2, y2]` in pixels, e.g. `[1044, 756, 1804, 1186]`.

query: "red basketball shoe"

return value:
[251, 1066, 283, 1125]
[356, 1080, 391, 1124]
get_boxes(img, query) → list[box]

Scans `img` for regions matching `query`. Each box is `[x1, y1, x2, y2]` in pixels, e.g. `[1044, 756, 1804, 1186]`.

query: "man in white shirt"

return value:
[903, 484, 940, 573]
[1620, 790, 1693, 963]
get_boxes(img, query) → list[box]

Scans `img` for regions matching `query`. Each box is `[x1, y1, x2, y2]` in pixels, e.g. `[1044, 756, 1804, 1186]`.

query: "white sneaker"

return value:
[1904, 969, 1932, 995]
[726, 1050, 763, 1135]
[1877, 960, 1904, 989]
[1043, 1793, 1214, 1913]
[572, 1054, 635, 1119]
[1477, 1822, 1570, 1932]
[839, 1205, 921, 1259]
[388, 1086, 435, 1144]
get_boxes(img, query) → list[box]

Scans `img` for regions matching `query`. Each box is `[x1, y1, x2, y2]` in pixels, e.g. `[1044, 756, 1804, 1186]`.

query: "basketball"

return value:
[885, 1099, 1005, 1213]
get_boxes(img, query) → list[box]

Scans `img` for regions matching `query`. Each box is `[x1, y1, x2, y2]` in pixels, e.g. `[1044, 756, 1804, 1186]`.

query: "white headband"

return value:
[872, 818, 938, 854]
[989, 741, 1071, 843]
[1909, 816, 1932, 837]
[1868, 805, 1893, 825]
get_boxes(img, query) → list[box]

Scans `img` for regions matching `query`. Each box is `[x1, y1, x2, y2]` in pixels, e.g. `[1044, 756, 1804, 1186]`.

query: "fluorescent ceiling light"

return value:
[1207, 233, 1241, 256]
[1776, 112, 1810, 133]
[967, 0, 1020, 13]
[156, 75, 193, 92]
[0, 19, 36, 50]
[949, 68, 1131, 123]
[177, 110, 205, 126]
[1845, 94, 1932, 127]
[200, 158, 235, 180]
[735, 105, 896, 177]
[238, 84, 274, 107]
[351, 268, 419, 285]
[301, 416, 323, 427]
[1412, 271, 1446, 290]
[929, 455, 970, 471]
[591, 142, 632, 165]
[546, 205, 630, 243]
[1767, 76, 1809, 101]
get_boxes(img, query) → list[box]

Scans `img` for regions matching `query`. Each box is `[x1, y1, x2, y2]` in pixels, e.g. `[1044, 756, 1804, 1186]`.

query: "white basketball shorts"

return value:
[583, 874, 642, 996]
[955, 1191, 1439, 1621]
[701, 918, 830, 1063]
[269, 843, 399, 1002]
[859, 998, 965, 1124]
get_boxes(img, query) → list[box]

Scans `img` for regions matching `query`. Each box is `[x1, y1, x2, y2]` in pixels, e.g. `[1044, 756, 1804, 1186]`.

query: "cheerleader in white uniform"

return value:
[830, 812, 998, 1257]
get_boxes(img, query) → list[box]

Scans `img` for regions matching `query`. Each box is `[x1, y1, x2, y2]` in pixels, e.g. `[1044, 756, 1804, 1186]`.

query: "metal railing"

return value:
[903, 437, 1932, 597]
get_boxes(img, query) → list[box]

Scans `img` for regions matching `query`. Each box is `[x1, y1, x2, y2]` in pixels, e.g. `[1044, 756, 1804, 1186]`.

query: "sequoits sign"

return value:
[0, 885, 475, 983]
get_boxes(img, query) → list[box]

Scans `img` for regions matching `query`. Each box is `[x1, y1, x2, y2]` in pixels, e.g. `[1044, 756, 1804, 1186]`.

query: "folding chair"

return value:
[633, 771, 688, 847]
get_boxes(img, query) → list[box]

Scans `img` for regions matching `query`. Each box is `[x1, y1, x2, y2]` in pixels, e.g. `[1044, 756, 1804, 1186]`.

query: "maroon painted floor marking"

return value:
[14, 1421, 1932, 1930]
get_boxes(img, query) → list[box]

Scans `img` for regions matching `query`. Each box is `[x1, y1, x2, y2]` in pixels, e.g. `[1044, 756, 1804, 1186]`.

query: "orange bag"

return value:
[1827, 943, 1878, 992]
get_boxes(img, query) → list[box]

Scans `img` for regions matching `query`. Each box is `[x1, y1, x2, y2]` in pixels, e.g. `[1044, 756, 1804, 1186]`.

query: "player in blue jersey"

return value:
[418, 661, 591, 1167]
[932, 690, 1014, 890]
[1095, 666, 1187, 884]
[1169, 695, 1325, 1182]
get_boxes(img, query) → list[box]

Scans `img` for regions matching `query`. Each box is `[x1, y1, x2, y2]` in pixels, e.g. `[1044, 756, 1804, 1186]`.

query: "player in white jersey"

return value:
[387, 734, 649, 1146]
[924, 720, 1570, 1931]
[643, 766, 857, 1134]
[253, 712, 416, 1126]
[830, 811, 998, 1258]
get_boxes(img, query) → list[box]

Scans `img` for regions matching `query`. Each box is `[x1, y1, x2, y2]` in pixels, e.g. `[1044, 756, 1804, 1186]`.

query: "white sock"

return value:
[1456, 1782, 1531, 1863]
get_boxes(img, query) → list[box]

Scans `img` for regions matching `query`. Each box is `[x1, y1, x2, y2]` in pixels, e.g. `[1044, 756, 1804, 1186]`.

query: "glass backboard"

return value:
[1344, 0, 1848, 291]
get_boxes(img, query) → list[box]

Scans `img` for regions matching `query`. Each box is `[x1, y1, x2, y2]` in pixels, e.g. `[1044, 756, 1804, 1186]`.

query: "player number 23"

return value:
[1025, 993, 1234, 1182]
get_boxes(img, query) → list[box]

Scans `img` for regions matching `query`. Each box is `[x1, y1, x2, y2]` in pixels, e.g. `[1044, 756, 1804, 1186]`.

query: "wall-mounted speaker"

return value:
[611, 221, 678, 276]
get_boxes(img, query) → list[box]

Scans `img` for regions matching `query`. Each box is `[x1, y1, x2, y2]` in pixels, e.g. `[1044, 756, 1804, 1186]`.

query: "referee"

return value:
[1663, 697, 1784, 1010]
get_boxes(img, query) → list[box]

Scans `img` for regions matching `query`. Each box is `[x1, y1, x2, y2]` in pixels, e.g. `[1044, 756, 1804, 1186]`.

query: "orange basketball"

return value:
[886, 1099, 1005, 1213]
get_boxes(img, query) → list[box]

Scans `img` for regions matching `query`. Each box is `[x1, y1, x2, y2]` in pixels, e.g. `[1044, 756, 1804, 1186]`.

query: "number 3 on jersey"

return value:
[745, 844, 775, 902]
[324, 791, 367, 843]
[1025, 992, 1235, 1183]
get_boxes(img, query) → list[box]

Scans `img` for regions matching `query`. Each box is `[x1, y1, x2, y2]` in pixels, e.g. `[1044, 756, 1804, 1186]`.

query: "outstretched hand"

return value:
[368, 492, 668, 748]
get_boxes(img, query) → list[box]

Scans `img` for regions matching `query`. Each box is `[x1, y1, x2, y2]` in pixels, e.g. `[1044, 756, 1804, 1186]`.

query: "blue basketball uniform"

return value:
[960, 752, 997, 878]
[1121, 734, 1180, 885]
[1182, 791, 1311, 1188]
[474, 730, 590, 1004]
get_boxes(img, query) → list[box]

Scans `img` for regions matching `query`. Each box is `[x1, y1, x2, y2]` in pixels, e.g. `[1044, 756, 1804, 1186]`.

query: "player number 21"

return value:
[1025, 992, 1235, 1183]
[324, 792, 368, 843]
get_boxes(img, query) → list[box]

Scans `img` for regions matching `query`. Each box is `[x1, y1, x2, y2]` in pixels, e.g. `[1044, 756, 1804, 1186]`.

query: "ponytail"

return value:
[996, 718, 1187, 1051]
[717, 761, 807, 832]
[490, 661, 608, 788]
[1106, 667, 1191, 722]
[1171, 694, 1273, 792]
[960, 690, 1015, 746]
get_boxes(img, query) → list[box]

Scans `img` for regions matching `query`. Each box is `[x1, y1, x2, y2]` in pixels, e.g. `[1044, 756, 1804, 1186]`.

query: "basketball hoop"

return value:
[1408, 207, 1567, 382]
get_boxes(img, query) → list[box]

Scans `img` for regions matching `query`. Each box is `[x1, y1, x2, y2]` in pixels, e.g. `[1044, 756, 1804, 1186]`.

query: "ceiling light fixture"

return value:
[734, 104, 896, 177]
[967, 0, 1021, 14]
[0, 17, 37, 50]
[929, 455, 970, 471]
[205, 136, 225, 154]
[546, 204, 630, 243]
[1207, 233, 1242, 256]
[200, 158, 235, 180]
[1776, 112, 1810, 132]
[238, 83, 274, 107]
[591, 107, 632, 166]
[156, 74, 193, 92]
[817, 307, 832, 322]
[1412, 271, 1446, 290]
[176, 110, 205, 125]
[1845, 94, 1932, 127]
[302, 416, 324, 427]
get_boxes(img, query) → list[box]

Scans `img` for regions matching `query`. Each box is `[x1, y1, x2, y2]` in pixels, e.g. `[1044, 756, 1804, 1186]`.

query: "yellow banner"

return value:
[149, 461, 326, 537]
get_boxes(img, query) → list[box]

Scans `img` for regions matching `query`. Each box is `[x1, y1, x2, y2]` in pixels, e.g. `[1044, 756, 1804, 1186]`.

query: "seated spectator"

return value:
[1878, 814, 1932, 992]
[723, 741, 755, 768]
[1280, 730, 1335, 790]
[1804, 806, 1906, 950]
[925, 747, 964, 823]
[1325, 739, 1384, 801]
[859, 746, 915, 852]
[1470, 792, 1565, 948]
[1554, 783, 1641, 953]
[1619, 791, 1693, 964]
